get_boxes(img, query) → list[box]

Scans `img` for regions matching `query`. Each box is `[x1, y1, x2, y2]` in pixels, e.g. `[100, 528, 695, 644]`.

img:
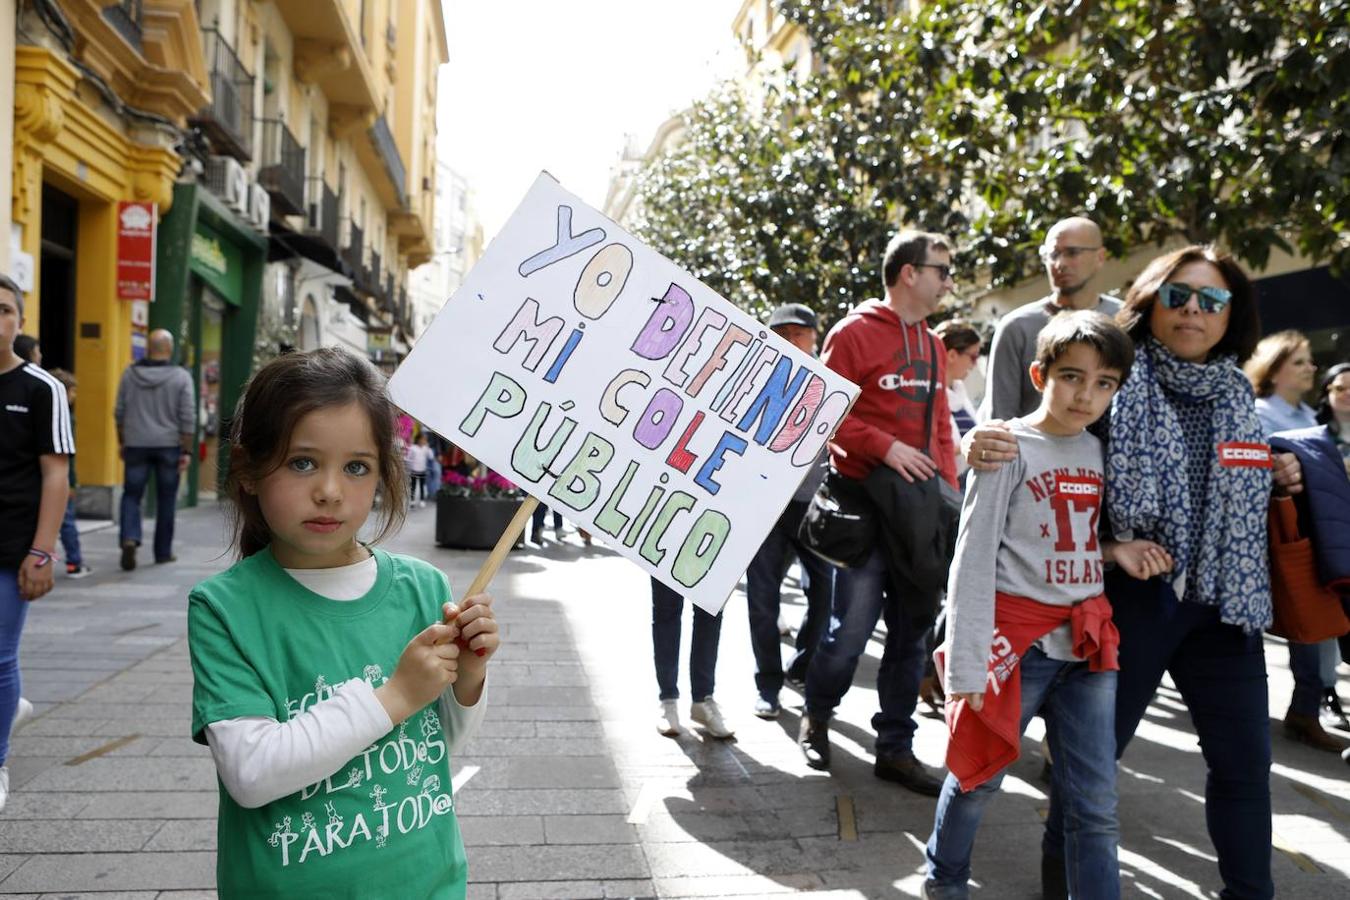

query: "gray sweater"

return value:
[944, 418, 1107, 694]
[977, 295, 1122, 421]
[114, 361, 195, 448]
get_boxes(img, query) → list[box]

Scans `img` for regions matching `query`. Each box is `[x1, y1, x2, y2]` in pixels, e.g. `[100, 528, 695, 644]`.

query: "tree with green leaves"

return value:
[633, 0, 1350, 330]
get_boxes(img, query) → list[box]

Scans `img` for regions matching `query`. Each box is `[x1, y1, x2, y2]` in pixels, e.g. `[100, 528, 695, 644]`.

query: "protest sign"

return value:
[388, 174, 859, 613]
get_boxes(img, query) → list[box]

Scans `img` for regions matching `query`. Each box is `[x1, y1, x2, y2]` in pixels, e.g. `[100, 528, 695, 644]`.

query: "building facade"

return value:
[11, 0, 447, 514]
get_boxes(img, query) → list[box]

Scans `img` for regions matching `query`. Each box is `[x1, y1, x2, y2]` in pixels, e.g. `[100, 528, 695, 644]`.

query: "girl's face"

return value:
[1271, 342, 1316, 398]
[1328, 372, 1350, 417]
[1148, 260, 1232, 363]
[249, 401, 381, 569]
[946, 341, 981, 383]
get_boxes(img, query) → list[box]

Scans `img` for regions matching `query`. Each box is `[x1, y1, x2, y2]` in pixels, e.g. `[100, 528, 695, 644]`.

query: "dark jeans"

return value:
[1047, 570, 1273, 899]
[746, 499, 834, 700]
[0, 569, 26, 766]
[119, 446, 180, 562]
[651, 578, 723, 702]
[531, 503, 563, 534]
[803, 548, 928, 756]
[1287, 639, 1337, 716]
[409, 472, 427, 501]
[59, 496, 83, 566]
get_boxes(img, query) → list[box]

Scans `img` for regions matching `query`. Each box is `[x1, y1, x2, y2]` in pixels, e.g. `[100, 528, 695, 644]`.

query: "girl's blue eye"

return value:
[345, 460, 372, 476]
[289, 457, 316, 472]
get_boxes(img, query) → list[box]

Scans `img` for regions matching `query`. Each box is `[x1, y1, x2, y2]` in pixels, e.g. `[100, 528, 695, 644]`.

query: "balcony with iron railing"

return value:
[368, 115, 407, 206]
[257, 119, 306, 217]
[305, 178, 340, 249]
[103, 0, 144, 52]
[191, 27, 254, 160]
[343, 222, 365, 283]
[369, 252, 384, 299]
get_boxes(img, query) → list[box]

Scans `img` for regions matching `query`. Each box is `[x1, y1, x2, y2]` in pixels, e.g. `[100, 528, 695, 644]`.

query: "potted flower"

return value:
[435, 467, 527, 550]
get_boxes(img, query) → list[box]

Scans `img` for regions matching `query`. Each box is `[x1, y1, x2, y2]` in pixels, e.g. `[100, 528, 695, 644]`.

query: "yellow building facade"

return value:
[12, 2, 210, 506]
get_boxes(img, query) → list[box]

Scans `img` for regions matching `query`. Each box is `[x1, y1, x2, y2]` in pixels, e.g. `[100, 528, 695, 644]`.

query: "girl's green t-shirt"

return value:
[189, 547, 466, 899]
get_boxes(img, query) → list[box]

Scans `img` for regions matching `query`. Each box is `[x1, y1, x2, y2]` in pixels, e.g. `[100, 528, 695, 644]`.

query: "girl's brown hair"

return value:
[225, 347, 407, 558]
[1243, 330, 1310, 398]
[1115, 245, 1262, 362]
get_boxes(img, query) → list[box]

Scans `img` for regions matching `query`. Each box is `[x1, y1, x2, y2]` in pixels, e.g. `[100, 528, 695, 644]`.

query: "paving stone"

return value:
[142, 820, 216, 852]
[496, 880, 603, 899]
[456, 789, 628, 817]
[465, 884, 497, 900]
[543, 814, 637, 845]
[33, 892, 158, 899]
[0, 854, 28, 882]
[471, 843, 648, 881]
[73, 792, 220, 820]
[501, 686, 592, 707]
[21, 757, 217, 792]
[0, 793, 90, 819]
[506, 756, 619, 789]
[652, 872, 824, 896]
[0, 819, 162, 853]
[457, 815, 544, 845]
[0, 852, 215, 893]
[468, 738, 608, 757]
[603, 879, 658, 898]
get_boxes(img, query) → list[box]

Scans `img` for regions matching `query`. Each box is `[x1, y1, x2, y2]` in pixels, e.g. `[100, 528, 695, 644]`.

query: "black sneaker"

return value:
[120, 541, 137, 572]
[798, 716, 830, 770]
[874, 752, 943, 797]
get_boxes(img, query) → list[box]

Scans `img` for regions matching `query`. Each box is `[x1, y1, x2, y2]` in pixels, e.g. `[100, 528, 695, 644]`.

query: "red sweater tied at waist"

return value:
[940, 592, 1120, 792]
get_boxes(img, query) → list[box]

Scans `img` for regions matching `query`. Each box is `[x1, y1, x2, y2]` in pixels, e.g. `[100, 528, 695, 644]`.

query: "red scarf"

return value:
[938, 592, 1119, 792]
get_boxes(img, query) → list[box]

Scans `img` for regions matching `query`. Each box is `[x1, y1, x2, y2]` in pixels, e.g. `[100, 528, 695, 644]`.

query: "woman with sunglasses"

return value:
[964, 245, 1300, 899]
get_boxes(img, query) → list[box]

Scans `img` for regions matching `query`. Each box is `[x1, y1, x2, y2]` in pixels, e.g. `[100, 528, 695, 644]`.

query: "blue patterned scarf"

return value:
[1106, 338, 1272, 632]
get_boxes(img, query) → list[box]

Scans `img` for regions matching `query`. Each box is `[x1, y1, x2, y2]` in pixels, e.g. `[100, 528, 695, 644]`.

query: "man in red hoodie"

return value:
[798, 230, 957, 796]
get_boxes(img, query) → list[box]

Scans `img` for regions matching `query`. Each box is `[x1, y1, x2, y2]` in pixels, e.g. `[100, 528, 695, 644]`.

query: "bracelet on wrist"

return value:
[27, 548, 54, 568]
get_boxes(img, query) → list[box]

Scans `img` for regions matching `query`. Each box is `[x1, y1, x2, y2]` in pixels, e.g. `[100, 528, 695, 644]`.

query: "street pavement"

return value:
[2, 501, 1349, 898]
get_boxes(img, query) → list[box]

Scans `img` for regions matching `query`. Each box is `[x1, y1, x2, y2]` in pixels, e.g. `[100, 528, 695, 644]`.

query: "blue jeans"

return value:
[1048, 571, 1273, 900]
[803, 548, 928, 756]
[746, 499, 834, 700]
[652, 579, 723, 701]
[119, 446, 181, 561]
[0, 570, 28, 766]
[59, 496, 82, 566]
[925, 647, 1119, 899]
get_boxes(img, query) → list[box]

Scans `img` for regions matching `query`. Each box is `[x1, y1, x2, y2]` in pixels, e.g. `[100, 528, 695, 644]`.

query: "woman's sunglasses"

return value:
[1157, 282, 1232, 314]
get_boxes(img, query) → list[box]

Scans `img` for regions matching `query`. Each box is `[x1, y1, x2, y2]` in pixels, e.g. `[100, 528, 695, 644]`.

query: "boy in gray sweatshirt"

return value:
[923, 312, 1173, 900]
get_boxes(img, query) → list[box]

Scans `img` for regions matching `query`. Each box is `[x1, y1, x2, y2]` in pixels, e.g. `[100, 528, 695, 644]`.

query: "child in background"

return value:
[50, 369, 91, 578]
[188, 347, 498, 898]
[406, 432, 434, 508]
[924, 312, 1172, 900]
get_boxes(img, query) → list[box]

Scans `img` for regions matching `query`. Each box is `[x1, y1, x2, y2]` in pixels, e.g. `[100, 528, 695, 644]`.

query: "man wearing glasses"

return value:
[796, 231, 957, 796]
[977, 217, 1120, 421]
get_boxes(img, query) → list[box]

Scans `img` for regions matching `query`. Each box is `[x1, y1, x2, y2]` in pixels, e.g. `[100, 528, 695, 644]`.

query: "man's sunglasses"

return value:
[1157, 282, 1232, 314]
[913, 262, 954, 281]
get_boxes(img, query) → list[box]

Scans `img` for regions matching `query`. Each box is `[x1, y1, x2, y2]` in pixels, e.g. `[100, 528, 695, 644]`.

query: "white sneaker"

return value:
[0, 766, 8, 813]
[12, 697, 33, 733]
[656, 700, 681, 737]
[690, 699, 734, 739]
[777, 613, 792, 636]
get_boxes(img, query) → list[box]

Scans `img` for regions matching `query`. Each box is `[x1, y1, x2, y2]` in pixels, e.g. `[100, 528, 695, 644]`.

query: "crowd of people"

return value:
[2, 213, 1349, 897]
[644, 221, 1350, 900]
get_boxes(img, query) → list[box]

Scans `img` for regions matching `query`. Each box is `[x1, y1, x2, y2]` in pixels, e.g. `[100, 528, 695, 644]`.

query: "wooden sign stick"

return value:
[465, 495, 540, 598]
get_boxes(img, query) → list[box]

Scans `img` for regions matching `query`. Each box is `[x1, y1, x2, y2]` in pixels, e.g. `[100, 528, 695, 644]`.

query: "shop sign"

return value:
[189, 222, 244, 306]
[117, 202, 157, 301]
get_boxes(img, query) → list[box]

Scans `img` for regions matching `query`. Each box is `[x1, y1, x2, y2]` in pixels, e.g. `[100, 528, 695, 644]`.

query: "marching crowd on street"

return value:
[3, 214, 1350, 899]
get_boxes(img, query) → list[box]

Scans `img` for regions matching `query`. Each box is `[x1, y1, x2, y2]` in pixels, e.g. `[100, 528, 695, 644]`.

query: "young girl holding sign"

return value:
[188, 347, 498, 898]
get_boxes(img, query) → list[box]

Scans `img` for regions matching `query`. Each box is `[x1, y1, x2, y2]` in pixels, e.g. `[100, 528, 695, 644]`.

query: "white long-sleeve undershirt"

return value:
[202, 557, 486, 809]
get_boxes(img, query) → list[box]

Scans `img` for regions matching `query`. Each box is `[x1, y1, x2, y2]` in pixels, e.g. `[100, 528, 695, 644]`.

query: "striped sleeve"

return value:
[23, 365, 74, 455]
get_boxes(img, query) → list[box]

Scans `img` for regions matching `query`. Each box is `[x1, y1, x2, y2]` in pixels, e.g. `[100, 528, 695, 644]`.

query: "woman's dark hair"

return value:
[1243, 330, 1309, 398]
[933, 319, 981, 354]
[1115, 245, 1262, 362]
[1316, 362, 1350, 430]
[225, 347, 407, 558]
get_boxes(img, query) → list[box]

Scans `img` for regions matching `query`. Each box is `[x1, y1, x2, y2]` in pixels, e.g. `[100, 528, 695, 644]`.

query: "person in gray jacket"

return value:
[977, 217, 1120, 422]
[115, 329, 195, 570]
